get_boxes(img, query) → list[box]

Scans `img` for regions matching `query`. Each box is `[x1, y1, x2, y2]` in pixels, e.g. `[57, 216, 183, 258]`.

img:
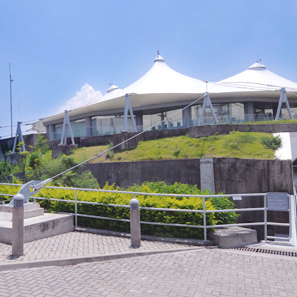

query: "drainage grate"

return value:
[233, 247, 297, 257]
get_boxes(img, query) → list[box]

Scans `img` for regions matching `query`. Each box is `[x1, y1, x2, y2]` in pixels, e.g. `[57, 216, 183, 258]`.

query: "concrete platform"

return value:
[0, 203, 44, 220]
[0, 213, 74, 244]
[213, 226, 257, 248]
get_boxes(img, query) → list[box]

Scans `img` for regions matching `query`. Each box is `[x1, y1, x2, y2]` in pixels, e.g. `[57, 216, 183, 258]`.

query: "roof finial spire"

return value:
[154, 50, 165, 62]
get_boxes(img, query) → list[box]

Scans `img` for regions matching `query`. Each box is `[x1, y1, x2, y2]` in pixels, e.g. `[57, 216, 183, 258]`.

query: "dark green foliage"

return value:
[106, 141, 114, 158]
[28, 151, 42, 169]
[42, 155, 98, 188]
[173, 146, 181, 158]
[0, 133, 98, 188]
[210, 196, 240, 224]
[261, 135, 282, 150]
[126, 181, 239, 227]
[0, 159, 14, 182]
[34, 134, 50, 154]
[1, 181, 240, 239]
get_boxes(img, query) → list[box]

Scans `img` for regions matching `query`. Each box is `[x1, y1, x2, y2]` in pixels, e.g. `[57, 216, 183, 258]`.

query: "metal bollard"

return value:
[130, 198, 141, 248]
[12, 193, 25, 257]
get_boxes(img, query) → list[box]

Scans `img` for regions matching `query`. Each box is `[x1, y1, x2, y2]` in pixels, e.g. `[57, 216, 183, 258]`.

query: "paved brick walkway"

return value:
[0, 247, 297, 296]
[0, 231, 198, 263]
[0, 231, 297, 296]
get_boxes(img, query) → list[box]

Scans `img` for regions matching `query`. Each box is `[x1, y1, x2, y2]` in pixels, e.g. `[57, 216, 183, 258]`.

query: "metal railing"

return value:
[47, 112, 297, 140]
[0, 183, 293, 242]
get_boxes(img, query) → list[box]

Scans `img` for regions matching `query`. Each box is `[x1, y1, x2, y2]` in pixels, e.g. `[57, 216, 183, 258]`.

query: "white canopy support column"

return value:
[85, 116, 92, 137]
[198, 92, 218, 126]
[60, 110, 75, 145]
[135, 112, 143, 132]
[12, 122, 25, 153]
[275, 88, 293, 121]
[123, 94, 137, 132]
[182, 107, 192, 128]
[47, 124, 56, 141]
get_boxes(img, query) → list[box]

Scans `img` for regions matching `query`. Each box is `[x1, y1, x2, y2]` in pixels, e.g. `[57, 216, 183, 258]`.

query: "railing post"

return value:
[203, 197, 207, 241]
[130, 195, 141, 248]
[289, 195, 297, 246]
[75, 190, 78, 228]
[264, 194, 267, 243]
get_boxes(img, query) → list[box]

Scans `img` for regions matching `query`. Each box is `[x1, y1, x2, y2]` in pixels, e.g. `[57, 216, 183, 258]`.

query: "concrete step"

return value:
[213, 226, 258, 248]
[0, 213, 74, 244]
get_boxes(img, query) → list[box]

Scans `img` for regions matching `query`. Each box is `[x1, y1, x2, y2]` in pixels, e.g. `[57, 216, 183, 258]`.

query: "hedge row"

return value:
[0, 182, 239, 239]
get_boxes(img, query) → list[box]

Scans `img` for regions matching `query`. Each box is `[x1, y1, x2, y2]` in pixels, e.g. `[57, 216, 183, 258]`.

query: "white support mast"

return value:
[275, 88, 293, 120]
[123, 94, 137, 132]
[12, 121, 25, 153]
[60, 110, 75, 145]
[198, 92, 218, 126]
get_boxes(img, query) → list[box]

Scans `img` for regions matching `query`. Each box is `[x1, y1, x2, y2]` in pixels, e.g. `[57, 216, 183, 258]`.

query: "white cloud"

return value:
[57, 83, 103, 113]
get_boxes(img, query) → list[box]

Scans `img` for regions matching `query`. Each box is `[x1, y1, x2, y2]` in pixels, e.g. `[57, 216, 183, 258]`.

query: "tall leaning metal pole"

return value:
[9, 63, 14, 137]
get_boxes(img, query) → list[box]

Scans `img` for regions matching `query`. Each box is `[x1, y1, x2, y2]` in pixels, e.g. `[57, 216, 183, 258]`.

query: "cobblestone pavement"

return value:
[0, 231, 198, 263]
[0, 248, 297, 296]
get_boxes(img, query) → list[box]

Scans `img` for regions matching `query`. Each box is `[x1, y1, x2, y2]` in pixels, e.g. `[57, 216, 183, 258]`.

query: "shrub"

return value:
[106, 141, 114, 159]
[261, 135, 282, 150]
[0, 181, 239, 239]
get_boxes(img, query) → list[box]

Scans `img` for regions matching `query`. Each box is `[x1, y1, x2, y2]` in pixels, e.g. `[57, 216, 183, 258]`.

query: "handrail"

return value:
[0, 183, 291, 242]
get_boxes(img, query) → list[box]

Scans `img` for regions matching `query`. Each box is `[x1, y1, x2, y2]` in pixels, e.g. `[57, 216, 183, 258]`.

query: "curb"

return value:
[75, 227, 214, 246]
[0, 246, 212, 272]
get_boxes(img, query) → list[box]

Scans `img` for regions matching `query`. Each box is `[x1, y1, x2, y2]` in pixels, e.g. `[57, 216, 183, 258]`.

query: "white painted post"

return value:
[264, 194, 268, 243]
[75, 190, 78, 228]
[12, 193, 25, 257]
[130, 196, 141, 248]
[289, 195, 297, 246]
[203, 197, 207, 241]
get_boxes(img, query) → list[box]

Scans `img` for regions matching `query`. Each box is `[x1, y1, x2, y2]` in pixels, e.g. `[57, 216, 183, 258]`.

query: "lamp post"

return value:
[9, 63, 14, 138]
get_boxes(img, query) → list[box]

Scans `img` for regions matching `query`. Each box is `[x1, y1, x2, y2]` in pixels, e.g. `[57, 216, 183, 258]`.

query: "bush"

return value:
[35, 182, 216, 239]
[0, 181, 239, 239]
[127, 182, 239, 225]
[261, 135, 282, 150]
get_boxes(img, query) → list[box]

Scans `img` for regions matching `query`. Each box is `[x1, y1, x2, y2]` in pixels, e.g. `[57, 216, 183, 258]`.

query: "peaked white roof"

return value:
[43, 55, 297, 126]
[100, 53, 242, 101]
[219, 61, 297, 92]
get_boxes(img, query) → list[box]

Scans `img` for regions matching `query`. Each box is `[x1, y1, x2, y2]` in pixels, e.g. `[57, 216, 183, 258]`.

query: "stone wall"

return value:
[213, 158, 293, 194]
[188, 123, 297, 138]
[85, 157, 293, 240]
[85, 157, 293, 194]
[85, 159, 201, 189]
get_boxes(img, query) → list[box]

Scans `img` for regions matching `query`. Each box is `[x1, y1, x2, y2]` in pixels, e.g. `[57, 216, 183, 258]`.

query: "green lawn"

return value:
[71, 132, 277, 163]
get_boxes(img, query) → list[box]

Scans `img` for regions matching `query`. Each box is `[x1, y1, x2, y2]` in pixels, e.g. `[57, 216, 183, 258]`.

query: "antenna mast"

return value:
[9, 63, 14, 137]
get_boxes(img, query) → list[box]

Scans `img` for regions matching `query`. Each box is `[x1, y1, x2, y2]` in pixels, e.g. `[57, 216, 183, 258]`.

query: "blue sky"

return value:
[1, 0, 297, 138]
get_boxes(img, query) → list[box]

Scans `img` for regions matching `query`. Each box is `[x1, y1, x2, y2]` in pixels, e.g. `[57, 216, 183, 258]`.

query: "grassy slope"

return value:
[71, 132, 276, 163]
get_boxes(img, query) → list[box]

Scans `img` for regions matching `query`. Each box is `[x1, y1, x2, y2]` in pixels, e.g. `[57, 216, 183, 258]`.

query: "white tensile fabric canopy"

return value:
[218, 62, 297, 92]
[43, 55, 297, 126]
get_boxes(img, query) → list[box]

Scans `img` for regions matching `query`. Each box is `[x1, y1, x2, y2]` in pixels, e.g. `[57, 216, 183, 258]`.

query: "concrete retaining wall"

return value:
[188, 123, 297, 138]
[85, 159, 201, 189]
[85, 157, 293, 240]
[213, 158, 293, 194]
[86, 157, 293, 194]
